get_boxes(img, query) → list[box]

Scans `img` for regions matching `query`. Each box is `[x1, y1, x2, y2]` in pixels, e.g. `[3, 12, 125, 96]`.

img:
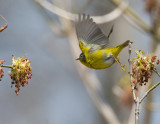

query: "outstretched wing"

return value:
[75, 14, 109, 53]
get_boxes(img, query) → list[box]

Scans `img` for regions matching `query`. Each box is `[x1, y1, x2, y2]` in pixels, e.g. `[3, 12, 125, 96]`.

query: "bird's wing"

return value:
[75, 14, 110, 53]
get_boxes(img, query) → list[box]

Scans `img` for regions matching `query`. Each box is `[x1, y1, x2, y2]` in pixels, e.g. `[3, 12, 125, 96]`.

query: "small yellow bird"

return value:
[75, 14, 131, 69]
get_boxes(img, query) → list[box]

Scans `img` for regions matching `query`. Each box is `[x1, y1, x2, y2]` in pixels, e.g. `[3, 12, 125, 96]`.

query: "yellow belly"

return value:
[90, 57, 115, 69]
[85, 50, 115, 69]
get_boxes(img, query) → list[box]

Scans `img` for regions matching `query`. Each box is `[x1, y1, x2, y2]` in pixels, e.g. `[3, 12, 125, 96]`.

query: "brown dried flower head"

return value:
[132, 50, 159, 89]
[8, 55, 32, 95]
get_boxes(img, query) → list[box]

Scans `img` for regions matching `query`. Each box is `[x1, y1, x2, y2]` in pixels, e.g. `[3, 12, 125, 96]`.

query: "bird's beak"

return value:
[76, 58, 80, 60]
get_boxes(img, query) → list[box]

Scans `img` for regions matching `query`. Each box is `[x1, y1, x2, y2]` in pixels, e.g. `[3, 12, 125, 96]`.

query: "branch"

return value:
[1, 65, 12, 68]
[140, 81, 160, 104]
[128, 105, 136, 124]
[128, 42, 140, 124]
[110, 0, 152, 34]
[35, 0, 129, 24]
[128, 41, 137, 101]
[0, 14, 8, 32]
[0, 14, 8, 24]
[153, 69, 160, 77]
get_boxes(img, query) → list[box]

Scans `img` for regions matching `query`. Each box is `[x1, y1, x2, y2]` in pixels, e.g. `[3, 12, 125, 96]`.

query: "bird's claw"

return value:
[114, 57, 126, 72]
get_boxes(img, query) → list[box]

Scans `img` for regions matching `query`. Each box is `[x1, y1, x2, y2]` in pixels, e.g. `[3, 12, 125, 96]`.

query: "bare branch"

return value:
[153, 69, 160, 77]
[140, 81, 160, 104]
[128, 41, 137, 101]
[128, 105, 136, 124]
[0, 14, 8, 32]
[110, 0, 152, 34]
[128, 41, 140, 124]
[35, 0, 129, 24]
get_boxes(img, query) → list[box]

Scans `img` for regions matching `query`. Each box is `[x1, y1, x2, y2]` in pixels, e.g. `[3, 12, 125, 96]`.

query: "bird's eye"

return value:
[79, 53, 86, 61]
[80, 53, 83, 58]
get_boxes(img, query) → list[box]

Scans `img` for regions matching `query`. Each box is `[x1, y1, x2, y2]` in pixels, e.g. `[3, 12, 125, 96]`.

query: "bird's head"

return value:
[76, 53, 92, 68]
[76, 53, 86, 63]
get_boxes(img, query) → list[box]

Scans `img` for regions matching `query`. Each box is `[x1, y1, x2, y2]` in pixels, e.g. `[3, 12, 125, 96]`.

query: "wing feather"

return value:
[75, 14, 109, 47]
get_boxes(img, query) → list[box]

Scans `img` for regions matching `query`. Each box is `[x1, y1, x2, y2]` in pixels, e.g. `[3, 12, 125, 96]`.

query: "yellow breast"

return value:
[85, 50, 115, 69]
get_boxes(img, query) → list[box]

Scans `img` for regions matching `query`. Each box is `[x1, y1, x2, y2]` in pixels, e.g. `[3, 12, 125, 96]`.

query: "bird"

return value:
[75, 14, 131, 69]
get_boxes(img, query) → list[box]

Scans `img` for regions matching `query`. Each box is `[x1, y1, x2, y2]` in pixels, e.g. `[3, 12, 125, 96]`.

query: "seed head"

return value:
[132, 50, 159, 89]
[8, 55, 32, 95]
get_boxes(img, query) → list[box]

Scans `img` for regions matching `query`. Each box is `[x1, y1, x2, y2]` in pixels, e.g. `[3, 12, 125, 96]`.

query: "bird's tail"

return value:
[111, 40, 132, 57]
[120, 40, 132, 48]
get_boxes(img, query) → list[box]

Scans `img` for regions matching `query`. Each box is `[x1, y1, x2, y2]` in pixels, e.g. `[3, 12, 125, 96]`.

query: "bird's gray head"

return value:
[76, 53, 86, 62]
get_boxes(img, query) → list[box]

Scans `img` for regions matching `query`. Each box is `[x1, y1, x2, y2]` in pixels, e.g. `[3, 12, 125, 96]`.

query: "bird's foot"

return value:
[114, 57, 126, 72]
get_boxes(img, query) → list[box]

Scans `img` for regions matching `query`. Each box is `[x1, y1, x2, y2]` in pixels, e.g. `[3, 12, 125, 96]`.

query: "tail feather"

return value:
[121, 40, 132, 47]
[112, 40, 132, 57]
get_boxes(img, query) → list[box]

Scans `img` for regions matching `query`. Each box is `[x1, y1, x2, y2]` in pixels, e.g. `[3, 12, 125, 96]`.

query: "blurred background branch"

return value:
[35, 0, 129, 24]
[111, 0, 152, 34]
[0, 14, 8, 32]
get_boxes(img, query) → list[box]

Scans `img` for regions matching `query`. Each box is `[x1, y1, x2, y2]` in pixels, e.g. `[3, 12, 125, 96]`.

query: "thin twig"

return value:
[128, 41, 140, 124]
[0, 15, 7, 23]
[0, 15, 8, 32]
[135, 98, 140, 124]
[153, 69, 160, 77]
[127, 83, 153, 124]
[128, 41, 137, 101]
[35, 0, 129, 24]
[128, 105, 136, 124]
[1, 65, 12, 68]
[140, 81, 160, 104]
[128, 54, 160, 124]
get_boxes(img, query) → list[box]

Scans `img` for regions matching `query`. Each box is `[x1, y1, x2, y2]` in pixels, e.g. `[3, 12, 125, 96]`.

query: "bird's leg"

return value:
[113, 56, 126, 71]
